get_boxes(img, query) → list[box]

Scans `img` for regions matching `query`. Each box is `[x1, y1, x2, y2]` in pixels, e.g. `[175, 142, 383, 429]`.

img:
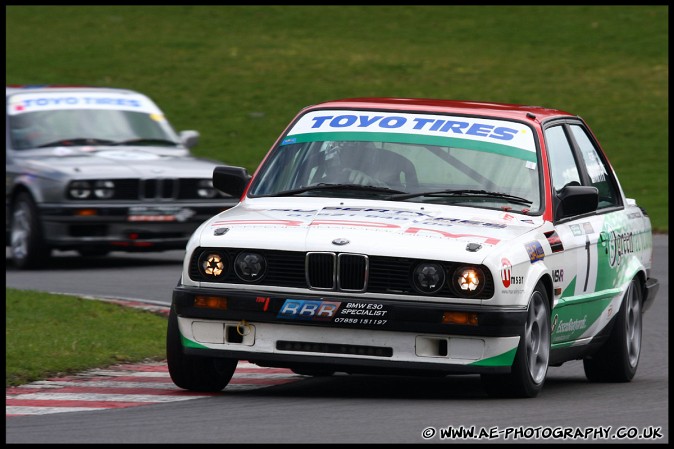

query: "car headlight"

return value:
[93, 180, 115, 199]
[68, 181, 92, 199]
[234, 252, 267, 282]
[197, 179, 217, 198]
[452, 266, 485, 297]
[412, 262, 446, 294]
[198, 251, 229, 280]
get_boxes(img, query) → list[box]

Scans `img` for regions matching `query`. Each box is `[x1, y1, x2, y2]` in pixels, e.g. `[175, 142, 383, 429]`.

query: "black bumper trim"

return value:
[173, 285, 527, 337]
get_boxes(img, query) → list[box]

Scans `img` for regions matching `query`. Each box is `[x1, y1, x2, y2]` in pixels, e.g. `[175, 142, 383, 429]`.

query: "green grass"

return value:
[6, 6, 668, 231]
[5, 288, 168, 387]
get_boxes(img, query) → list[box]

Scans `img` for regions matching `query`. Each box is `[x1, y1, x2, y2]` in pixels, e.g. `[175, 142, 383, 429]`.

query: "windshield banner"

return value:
[283, 110, 536, 156]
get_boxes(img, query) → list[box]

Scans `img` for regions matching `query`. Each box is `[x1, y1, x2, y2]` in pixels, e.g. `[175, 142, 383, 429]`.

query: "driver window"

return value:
[569, 125, 620, 209]
[545, 125, 582, 192]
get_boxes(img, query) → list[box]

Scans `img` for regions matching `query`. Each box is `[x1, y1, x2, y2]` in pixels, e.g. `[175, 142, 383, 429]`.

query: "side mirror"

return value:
[557, 185, 599, 219]
[179, 130, 200, 149]
[213, 166, 251, 198]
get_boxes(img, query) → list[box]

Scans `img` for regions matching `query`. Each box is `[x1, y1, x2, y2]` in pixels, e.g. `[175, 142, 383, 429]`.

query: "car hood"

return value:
[16, 146, 219, 178]
[196, 197, 543, 264]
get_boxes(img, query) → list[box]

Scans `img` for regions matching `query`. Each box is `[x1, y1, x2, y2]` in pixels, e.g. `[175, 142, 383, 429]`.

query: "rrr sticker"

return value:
[277, 299, 340, 321]
[277, 299, 389, 326]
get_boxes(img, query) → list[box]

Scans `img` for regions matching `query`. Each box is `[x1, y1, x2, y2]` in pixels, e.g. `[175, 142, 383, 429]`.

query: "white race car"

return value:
[167, 98, 659, 398]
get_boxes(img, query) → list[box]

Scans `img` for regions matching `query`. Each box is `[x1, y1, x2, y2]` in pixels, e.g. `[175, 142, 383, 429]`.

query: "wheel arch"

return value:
[538, 272, 554, 311]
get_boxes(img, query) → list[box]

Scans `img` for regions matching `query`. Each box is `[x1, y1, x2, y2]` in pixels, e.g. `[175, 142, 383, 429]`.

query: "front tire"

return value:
[481, 282, 551, 398]
[10, 192, 51, 269]
[583, 277, 642, 382]
[166, 306, 238, 392]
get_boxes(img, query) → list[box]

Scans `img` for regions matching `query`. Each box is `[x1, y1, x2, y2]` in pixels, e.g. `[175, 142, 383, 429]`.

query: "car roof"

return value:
[303, 97, 576, 122]
[5, 85, 142, 97]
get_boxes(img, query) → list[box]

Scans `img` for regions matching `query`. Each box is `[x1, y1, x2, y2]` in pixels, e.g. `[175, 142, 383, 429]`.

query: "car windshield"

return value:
[248, 109, 542, 214]
[8, 91, 180, 150]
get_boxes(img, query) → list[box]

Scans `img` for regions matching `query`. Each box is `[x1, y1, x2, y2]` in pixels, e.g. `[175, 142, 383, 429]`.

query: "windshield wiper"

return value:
[111, 138, 179, 147]
[391, 189, 533, 205]
[266, 183, 407, 197]
[37, 137, 116, 148]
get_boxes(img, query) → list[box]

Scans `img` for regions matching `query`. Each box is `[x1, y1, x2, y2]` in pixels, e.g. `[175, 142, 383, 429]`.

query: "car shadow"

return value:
[224, 369, 594, 401]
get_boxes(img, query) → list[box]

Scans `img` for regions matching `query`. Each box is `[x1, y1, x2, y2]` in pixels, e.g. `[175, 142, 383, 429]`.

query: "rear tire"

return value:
[481, 282, 550, 398]
[583, 277, 642, 382]
[166, 306, 237, 392]
[10, 192, 50, 269]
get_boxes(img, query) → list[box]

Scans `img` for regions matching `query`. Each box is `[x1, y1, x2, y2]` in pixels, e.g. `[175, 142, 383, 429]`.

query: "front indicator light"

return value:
[442, 311, 478, 325]
[74, 209, 97, 216]
[194, 295, 228, 310]
[453, 266, 485, 296]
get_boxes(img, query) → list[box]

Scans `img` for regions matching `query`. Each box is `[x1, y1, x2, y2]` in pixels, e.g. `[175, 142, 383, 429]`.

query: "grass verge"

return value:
[5, 288, 168, 387]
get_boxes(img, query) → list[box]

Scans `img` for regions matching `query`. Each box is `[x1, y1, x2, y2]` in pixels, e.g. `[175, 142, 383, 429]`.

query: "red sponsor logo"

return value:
[501, 257, 512, 288]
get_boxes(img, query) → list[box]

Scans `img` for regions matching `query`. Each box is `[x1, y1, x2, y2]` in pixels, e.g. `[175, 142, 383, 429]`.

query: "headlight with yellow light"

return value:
[452, 265, 486, 297]
[198, 251, 229, 280]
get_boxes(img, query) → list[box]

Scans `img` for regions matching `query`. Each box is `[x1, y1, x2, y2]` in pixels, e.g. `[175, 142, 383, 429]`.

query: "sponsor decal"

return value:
[551, 314, 559, 333]
[606, 230, 635, 268]
[128, 206, 195, 222]
[306, 113, 521, 142]
[555, 315, 588, 334]
[8, 92, 158, 115]
[570, 224, 583, 236]
[277, 299, 341, 321]
[501, 258, 512, 288]
[283, 110, 537, 159]
[277, 299, 390, 327]
[544, 230, 564, 253]
[525, 240, 545, 263]
[570, 222, 595, 236]
[552, 269, 564, 283]
[500, 257, 523, 290]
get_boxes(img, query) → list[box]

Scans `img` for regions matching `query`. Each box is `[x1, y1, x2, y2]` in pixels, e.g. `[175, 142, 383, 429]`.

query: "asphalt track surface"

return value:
[5, 235, 669, 443]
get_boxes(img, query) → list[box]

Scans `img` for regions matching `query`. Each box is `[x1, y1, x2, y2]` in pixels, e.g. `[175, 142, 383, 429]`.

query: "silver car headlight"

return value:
[68, 181, 92, 199]
[197, 179, 217, 198]
[93, 180, 115, 199]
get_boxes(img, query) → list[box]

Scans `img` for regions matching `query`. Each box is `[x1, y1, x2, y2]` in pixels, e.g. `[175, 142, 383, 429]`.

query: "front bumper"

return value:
[173, 285, 528, 374]
[37, 202, 234, 250]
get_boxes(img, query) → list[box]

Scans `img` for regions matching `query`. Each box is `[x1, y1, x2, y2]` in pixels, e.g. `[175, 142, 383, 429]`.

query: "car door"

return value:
[543, 120, 625, 348]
